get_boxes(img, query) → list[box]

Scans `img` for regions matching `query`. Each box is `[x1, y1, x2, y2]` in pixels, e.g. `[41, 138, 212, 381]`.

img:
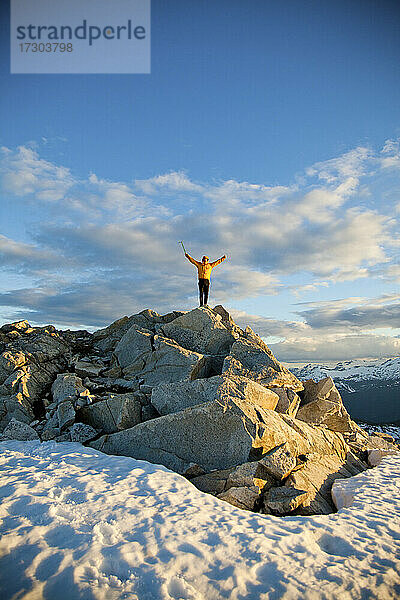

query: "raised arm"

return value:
[210, 255, 227, 268]
[185, 253, 201, 267]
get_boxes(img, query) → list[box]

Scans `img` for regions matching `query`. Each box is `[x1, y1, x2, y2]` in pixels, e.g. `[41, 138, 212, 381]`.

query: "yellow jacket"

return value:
[186, 254, 226, 280]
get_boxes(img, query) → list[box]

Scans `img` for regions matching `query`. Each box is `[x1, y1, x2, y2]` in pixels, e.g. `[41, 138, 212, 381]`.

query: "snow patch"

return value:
[0, 441, 400, 599]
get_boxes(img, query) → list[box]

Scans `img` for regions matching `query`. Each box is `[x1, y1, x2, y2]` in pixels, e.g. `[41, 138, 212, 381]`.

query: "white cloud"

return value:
[380, 138, 400, 169]
[205, 179, 293, 205]
[0, 145, 75, 201]
[291, 281, 330, 298]
[88, 174, 145, 217]
[294, 178, 358, 224]
[294, 294, 400, 332]
[305, 146, 373, 183]
[273, 332, 400, 362]
[0, 234, 61, 271]
[211, 265, 280, 300]
[386, 264, 400, 282]
[135, 171, 204, 195]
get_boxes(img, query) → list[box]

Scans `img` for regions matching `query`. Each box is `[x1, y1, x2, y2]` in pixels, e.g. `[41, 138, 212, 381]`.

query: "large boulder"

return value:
[258, 443, 297, 480]
[0, 320, 31, 334]
[217, 486, 259, 511]
[0, 367, 29, 397]
[150, 374, 279, 416]
[212, 306, 245, 338]
[122, 335, 204, 386]
[93, 309, 169, 352]
[284, 452, 368, 515]
[51, 374, 88, 406]
[252, 411, 348, 461]
[223, 336, 303, 392]
[69, 422, 98, 443]
[226, 461, 277, 493]
[113, 327, 153, 370]
[57, 400, 75, 430]
[90, 400, 254, 473]
[0, 350, 26, 382]
[272, 387, 301, 418]
[40, 412, 61, 440]
[1, 364, 54, 406]
[150, 377, 221, 416]
[2, 417, 39, 441]
[93, 316, 136, 352]
[74, 361, 103, 378]
[91, 387, 347, 473]
[190, 468, 234, 495]
[78, 393, 141, 433]
[264, 487, 309, 515]
[0, 393, 34, 427]
[296, 377, 355, 433]
[9, 329, 69, 363]
[212, 305, 235, 324]
[158, 306, 237, 355]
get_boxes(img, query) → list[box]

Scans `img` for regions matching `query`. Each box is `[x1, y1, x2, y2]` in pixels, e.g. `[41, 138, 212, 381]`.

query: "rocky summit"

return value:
[0, 306, 399, 516]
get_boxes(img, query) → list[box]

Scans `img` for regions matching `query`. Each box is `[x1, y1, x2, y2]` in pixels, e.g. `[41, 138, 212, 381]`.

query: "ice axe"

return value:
[179, 241, 187, 254]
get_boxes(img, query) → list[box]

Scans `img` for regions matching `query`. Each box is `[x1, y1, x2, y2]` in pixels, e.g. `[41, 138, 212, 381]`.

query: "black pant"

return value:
[198, 278, 210, 306]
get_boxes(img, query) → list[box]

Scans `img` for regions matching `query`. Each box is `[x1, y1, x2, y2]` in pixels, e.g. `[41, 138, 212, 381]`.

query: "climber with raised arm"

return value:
[185, 252, 227, 307]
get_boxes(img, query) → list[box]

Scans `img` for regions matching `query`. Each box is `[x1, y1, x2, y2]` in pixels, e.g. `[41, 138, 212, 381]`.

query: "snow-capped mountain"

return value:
[289, 357, 400, 384]
[288, 357, 400, 425]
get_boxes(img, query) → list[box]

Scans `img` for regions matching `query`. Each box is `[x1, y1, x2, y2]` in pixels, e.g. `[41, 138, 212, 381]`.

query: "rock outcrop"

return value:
[78, 392, 142, 433]
[0, 323, 71, 429]
[158, 306, 239, 355]
[150, 374, 279, 417]
[223, 334, 303, 391]
[0, 306, 398, 517]
[296, 377, 355, 433]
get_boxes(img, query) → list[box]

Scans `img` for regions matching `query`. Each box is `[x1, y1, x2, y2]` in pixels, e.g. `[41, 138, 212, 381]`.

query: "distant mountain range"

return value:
[289, 357, 400, 425]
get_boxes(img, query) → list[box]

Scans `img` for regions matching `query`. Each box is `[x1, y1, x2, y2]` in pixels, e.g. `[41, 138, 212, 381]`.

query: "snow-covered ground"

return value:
[0, 441, 399, 600]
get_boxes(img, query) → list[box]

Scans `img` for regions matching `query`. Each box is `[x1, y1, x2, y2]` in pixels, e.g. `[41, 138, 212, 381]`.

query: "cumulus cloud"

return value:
[0, 145, 75, 201]
[305, 146, 373, 183]
[292, 281, 329, 298]
[380, 139, 400, 170]
[88, 173, 146, 218]
[204, 179, 293, 205]
[210, 265, 280, 301]
[386, 264, 400, 282]
[0, 234, 63, 272]
[295, 178, 358, 224]
[135, 171, 204, 195]
[0, 145, 146, 221]
[35, 221, 180, 269]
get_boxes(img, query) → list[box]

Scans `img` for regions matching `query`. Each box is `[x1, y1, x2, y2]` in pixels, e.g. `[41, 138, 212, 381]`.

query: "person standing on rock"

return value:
[185, 252, 227, 306]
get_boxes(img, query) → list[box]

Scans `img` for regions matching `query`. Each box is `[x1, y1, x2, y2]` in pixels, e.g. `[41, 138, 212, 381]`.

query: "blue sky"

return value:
[1, 0, 400, 361]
